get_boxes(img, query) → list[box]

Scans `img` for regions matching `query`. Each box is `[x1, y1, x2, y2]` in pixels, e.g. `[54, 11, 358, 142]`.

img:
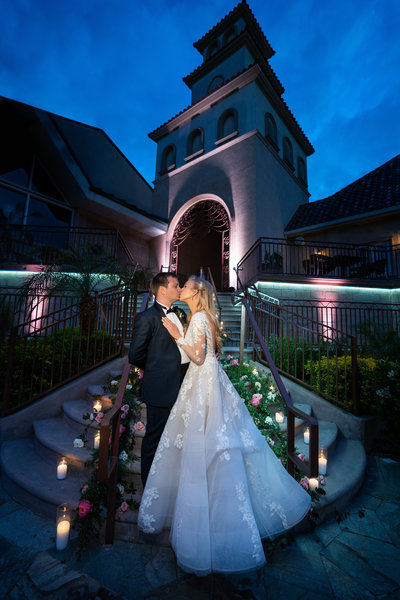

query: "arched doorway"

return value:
[170, 200, 230, 291]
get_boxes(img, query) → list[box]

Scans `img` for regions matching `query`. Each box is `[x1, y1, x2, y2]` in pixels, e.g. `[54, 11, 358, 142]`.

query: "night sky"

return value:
[1, 0, 399, 201]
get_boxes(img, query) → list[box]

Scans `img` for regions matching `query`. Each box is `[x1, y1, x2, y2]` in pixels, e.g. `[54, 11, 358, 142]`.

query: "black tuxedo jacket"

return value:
[128, 302, 186, 408]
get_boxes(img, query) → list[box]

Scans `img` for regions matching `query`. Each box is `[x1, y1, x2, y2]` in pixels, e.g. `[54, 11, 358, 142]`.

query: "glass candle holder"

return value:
[309, 477, 319, 491]
[56, 457, 68, 480]
[56, 504, 71, 551]
[319, 449, 327, 475]
[303, 427, 310, 444]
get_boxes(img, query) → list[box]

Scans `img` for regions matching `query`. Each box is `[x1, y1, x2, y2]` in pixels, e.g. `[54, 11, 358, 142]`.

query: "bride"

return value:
[138, 275, 311, 575]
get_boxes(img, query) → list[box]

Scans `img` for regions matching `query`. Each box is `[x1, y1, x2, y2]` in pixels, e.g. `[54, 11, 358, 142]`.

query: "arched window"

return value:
[223, 26, 236, 45]
[265, 113, 278, 149]
[160, 144, 176, 174]
[186, 128, 204, 160]
[207, 75, 225, 94]
[283, 137, 294, 170]
[205, 40, 219, 60]
[297, 157, 307, 184]
[217, 109, 238, 142]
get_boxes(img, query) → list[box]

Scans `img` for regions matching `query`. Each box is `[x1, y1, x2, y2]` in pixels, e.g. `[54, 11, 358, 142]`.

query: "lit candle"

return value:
[275, 411, 284, 423]
[94, 430, 100, 449]
[309, 478, 319, 491]
[56, 504, 71, 551]
[56, 457, 68, 480]
[319, 450, 327, 475]
[303, 428, 310, 444]
[56, 519, 70, 550]
[93, 400, 102, 412]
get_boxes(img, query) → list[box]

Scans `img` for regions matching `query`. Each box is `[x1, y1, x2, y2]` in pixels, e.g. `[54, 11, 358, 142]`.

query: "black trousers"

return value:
[141, 363, 189, 488]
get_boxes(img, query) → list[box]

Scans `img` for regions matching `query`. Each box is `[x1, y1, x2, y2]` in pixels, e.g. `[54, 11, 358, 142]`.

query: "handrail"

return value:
[233, 267, 319, 478]
[199, 266, 222, 322]
[98, 289, 152, 545]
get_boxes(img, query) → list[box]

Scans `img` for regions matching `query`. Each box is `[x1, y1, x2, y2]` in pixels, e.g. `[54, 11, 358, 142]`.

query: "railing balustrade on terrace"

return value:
[237, 237, 400, 285]
[1, 288, 139, 416]
[0, 225, 136, 267]
[243, 288, 360, 415]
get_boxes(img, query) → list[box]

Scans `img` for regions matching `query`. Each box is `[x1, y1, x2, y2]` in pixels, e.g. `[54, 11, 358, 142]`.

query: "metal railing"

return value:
[200, 266, 222, 322]
[237, 237, 400, 286]
[233, 269, 319, 479]
[98, 290, 152, 545]
[0, 225, 136, 267]
[1, 287, 139, 416]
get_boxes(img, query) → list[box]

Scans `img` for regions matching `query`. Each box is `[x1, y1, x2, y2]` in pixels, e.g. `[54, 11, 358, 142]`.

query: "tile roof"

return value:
[285, 154, 400, 232]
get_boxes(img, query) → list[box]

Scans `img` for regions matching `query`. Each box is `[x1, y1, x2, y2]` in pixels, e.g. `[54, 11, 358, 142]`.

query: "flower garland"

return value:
[72, 367, 144, 558]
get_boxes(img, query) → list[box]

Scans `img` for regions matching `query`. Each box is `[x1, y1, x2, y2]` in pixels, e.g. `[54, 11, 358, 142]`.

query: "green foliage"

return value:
[0, 327, 116, 413]
[359, 322, 400, 362]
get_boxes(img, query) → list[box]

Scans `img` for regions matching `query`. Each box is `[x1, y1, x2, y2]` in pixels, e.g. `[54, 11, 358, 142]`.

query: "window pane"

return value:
[192, 132, 202, 154]
[0, 158, 31, 187]
[0, 185, 26, 224]
[31, 160, 63, 201]
[27, 197, 71, 227]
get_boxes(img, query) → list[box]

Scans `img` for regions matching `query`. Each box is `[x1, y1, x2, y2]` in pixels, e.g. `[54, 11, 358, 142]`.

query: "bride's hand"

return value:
[161, 317, 181, 340]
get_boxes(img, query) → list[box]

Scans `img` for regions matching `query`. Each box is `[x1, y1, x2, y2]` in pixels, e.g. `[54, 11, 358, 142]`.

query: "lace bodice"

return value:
[178, 311, 215, 366]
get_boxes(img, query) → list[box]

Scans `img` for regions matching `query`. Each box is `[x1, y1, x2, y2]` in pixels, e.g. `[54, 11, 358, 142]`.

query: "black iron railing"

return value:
[237, 237, 400, 286]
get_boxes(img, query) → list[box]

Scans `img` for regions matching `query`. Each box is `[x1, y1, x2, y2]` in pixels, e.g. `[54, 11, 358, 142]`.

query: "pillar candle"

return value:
[56, 459, 67, 480]
[275, 411, 284, 423]
[303, 428, 310, 444]
[94, 431, 100, 449]
[56, 519, 70, 550]
[309, 478, 318, 491]
[319, 454, 327, 475]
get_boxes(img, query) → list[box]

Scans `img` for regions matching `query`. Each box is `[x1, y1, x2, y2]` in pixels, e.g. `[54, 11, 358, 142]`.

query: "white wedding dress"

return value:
[138, 311, 311, 575]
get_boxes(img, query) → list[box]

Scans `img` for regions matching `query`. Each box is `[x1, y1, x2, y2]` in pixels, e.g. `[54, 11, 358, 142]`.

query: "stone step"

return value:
[63, 399, 104, 429]
[307, 437, 366, 522]
[1, 438, 87, 519]
[295, 420, 339, 459]
[33, 417, 94, 466]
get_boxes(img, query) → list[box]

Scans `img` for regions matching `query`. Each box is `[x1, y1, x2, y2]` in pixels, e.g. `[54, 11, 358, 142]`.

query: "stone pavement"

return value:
[0, 456, 399, 600]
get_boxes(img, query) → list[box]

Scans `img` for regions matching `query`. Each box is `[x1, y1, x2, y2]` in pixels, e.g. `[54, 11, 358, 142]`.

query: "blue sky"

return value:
[1, 0, 399, 201]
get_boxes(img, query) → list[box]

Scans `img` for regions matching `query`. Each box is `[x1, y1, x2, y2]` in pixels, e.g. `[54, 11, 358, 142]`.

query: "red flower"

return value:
[78, 499, 93, 518]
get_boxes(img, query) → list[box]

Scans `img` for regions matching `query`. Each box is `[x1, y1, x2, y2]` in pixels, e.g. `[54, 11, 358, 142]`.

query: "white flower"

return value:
[119, 450, 128, 462]
[126, 384, 133, 390]
[387, 370, 395, 379]
[243, 362, 249, 367]
[240, 375, 248, 380]
[117, 483, 125, 494]
[252, 368, 258, 376]
[267, 391, 276, 400]
[110, 380, 118, 386]
[268, 437, 275, 446]
[255, 381, 261, 389]
[265, 416, 273, 424]
[73, 438, 84, 448]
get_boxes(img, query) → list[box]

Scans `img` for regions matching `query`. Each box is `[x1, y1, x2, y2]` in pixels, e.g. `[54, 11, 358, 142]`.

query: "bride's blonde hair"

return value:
[186, 275, 222, 353]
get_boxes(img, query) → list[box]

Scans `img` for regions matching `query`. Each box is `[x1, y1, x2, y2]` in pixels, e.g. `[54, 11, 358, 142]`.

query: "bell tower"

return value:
[150, 0, 314, 289]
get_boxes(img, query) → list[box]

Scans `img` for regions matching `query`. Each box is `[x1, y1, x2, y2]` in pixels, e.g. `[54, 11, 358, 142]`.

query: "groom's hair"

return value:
[152, 271, 178, 296]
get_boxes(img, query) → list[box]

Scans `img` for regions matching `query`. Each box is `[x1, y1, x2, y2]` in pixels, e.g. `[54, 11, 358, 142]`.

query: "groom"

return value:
[128, 272, 189, 487]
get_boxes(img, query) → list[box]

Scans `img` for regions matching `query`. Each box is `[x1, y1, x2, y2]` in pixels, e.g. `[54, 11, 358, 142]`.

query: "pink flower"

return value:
[95, 412, 104, 423]
[251, 396, 260, 407]
[319, 475, 326, 486]
[81, 484, 88, 494]
[226, 354, 233, 360]
[300, 477, 309, 490]
[253, 393, 262, 401]
[133, 421, 145, 431]
[119, 425, 126, 436]
[121, 404, 129, 412]
[118, 501, 129, 513]
[78, 499, 93, 517]
[138, 370, 144, 380]
[298, 453, 305, 461]
[230, 359, 239, 366]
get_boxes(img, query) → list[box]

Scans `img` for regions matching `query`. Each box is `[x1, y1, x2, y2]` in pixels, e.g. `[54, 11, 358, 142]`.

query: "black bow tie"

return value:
[166, 308, 175, 314]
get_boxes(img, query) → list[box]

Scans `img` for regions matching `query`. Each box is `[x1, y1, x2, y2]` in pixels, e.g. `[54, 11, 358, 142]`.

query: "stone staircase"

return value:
[0, 353, 367, 544]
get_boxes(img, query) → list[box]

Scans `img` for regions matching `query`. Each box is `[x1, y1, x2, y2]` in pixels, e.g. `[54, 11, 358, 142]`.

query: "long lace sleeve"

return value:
[176, 314, 207, 366]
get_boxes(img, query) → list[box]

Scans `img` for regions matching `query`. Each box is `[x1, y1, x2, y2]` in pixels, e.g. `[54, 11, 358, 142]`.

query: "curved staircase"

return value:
[1, 353, 367, 546]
